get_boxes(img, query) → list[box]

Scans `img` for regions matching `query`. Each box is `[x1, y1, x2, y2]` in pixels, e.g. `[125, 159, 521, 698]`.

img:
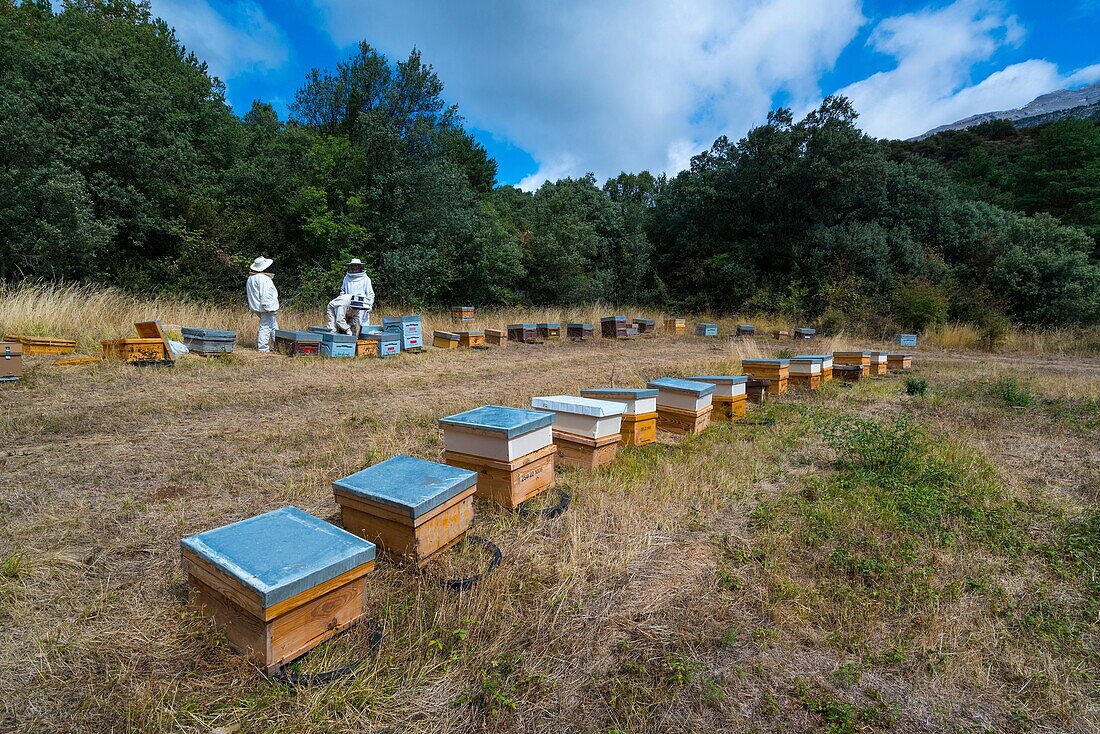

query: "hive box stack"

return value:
[182, 327, 237, 355]
[333, 455, 477, 568]
[433, 330, 460, 349]
[897, 333, 918, 348]
[580, 388, 658, 446]
[3, 336, 77, 355]
[103, 321, 174, 364]
[450, 306, 475, 325]
[601, 316, 628, 339]
[567, 323, 594, 340]
[1, 342, 22, 382]
[633, 318, 656, 336]
[794, 327, 816, 341]
[833, 351, 870, 377]
[870, 351, 889, 376]
[485, 328, 505, 346]
[319, 331, 357, 358]
[440, 406, 557, 509]
[180, 506, 376, 673]
[695, 322, 718, 337]
[536, 322, 561, 340]
[736, 324, 756, 338]
[274, 330, 322, 357]
[794, 353, 834, 382]
[788, 357, 824, 391]
[664, 317, 686, 335]
[383, 315, 423, 353]
[887, 353, 913, 371]
[360, 330, 401, 357]
[648, 377, 715, 435]
[508, 323, 540, 343]
[741, 358, 789, 395]
[689, 376, 748, 421]
[532, 396, 625, 470]
[458, 331, 485, 348]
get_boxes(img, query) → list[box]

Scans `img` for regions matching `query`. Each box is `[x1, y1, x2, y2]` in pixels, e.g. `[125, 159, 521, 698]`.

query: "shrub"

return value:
[892, 279, 949, 331]
[905, 378, 928, 397]
[992, 376, 1033, 407]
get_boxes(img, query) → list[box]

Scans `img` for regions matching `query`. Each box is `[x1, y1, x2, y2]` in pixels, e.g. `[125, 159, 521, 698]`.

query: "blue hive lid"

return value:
[434, 330, 460, 339]
[581, 387, 659, 399]
[689, 375, 749, 384]
[789, 356, 824, 363]
[333, 455, 477, 520]
[888, 353, 912, 357]
[320, 331, 357, 345]
[601, 315, 626, 322]
[738, 323, 755, 329]
[793, 354, 830, 360]
[275, 329, 320, 343]
[634, 318, 655, 324]
[537, 322, 560, 328]
[508, 323, 537, 329]
[834, 350, 870, 356]
[383, 315, 421, 324]
[532, 395, 626, 417]
[647, 377, 715, 396]
[795, 327, 817, 334]
[180, 506, 375, 608]
[567, 323, 594, 329]
[182, 327, 236, 339]
[741, 358, 790, 366]
[439, 405, 554, 438]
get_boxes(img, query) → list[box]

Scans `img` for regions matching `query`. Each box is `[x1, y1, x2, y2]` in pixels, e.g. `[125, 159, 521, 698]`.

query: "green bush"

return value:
[992, 376, 1033, 407]
[892, 279, 949, 331]
[905, 378, 928, 397]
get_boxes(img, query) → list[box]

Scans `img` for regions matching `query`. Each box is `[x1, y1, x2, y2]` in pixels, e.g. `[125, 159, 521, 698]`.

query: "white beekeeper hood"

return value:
[250, 256, 273, 273]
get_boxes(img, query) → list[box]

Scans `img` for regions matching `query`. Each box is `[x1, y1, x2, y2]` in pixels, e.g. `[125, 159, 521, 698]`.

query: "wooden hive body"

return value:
[318, 331, 357, 358]
[361, 331, 401, 357]
[458, 330, 485, 348]
[689, 376, 747, 422]
[833, 351, 871, 376]
[536, 323, 561, 339]
[3, 335, 77, 355]
[795, 354, 833, 381]
[793, 327, 816, 340]
[1, 342, 22, 381]
[580, 388, 659, 446]
[274, 330, 322, 357]
[566, 323, 594, 340]
[664, 318, 686, 335]
[740, 359, 790, 395]
[887, 353, 912, 370]
[601, 316, 627, 339]
[633, 318, 656, 335]
[333, 455, 477, 568]
[507, 323, 540, 343]
[485, 328, 505, 346]
[788, 358, 823, 391]
[182, 327, 237, 355]
[180, 506, 376, 673]
[533, 395, 624, 470]
[433, 330, 460, 349]
[869, 351, 889, 376]
[746, 379, 770, 404]
[648, 377, 715, 435]
[102, 338, 171, 363]
[736, 324, 756, 337]
[695, 322, 718, 337]
[450, 306, 475, 324]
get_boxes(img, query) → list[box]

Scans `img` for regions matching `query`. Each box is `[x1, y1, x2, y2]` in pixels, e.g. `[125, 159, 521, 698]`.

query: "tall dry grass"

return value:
[921, 322, 1100, 356]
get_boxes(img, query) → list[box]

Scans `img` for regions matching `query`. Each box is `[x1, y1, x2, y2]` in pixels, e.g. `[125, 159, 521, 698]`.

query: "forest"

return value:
[2, 0, 1099, 328]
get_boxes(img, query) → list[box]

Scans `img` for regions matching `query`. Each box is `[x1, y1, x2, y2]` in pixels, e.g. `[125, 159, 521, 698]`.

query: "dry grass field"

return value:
[1, 287, 1098, 733]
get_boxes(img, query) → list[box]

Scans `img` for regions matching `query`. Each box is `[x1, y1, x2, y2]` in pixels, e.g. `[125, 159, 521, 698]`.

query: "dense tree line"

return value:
[2, 1, 1098, 327]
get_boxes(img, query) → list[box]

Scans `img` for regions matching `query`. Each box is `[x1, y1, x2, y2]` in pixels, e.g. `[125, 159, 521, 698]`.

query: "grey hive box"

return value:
[180, 506, 376, 672]
[334, 455, 478, 568]
[181, 327, 237, 355]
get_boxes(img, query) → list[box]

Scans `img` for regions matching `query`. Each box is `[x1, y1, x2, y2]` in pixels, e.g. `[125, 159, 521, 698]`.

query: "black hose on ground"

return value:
[270, 619, 383, 687]
[442, 535, 503, 592]
[516, 488, 571, 519]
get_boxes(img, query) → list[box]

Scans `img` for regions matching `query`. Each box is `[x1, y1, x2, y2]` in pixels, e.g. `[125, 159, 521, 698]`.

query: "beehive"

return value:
[746, 379, 770, 404]
[695, 322, 718, 337]
[897, 333, 918, 347]
[180, 506, 376, 673]
[794, 353, 833, 382]
[433, 330, 460, 349]
[633, 318, 656, 335]
[793, 327, 816, 341]
[356, 339, 379, 358]
[664, 318, 686, 335]
[458, 330, 485, 348]
[102, 338, 172, 364]
[788, 357, 823, 391]
[833, 364, 864, 383]
[360, 331, 401, 357]
[869, 351, 888, 376]
[648, 377, 715, 435]
[382, 315, 423, 352]
[274, 329, 321, 357]
[736, 324, 756, 337]
[689, 376, 748, 421]
[508, 323, 540, 343]
[1, 342, 22, 381]
[887, 353, 912, 371]
[536, 323, 561, 340]
[485, 328, 505, 346]
[2, 335, 77, 355]
[450, 306, 475, 324]
[440, 406, 556, 509]
[601, 316, 627, 339]
[774, 330, 790, 340]
[333, 455, 477, 568]
[580, 388, 658, 446]
[566, 323, 594, 340]
[182, 327, 237, 355]
[532, 396, 625, 469]
[833, 351, 870, 376]
[740, 358, 789, 395]
[319, 331, 357, 358]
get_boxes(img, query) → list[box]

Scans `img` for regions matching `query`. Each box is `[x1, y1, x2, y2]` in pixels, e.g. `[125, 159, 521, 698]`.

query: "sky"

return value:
[149, 0, 1100, 189]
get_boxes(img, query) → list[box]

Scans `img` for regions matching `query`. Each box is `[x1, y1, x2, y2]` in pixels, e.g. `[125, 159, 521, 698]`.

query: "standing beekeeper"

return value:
[326, 294, 370, 336]
[340, 258, 375, 326]
[245, 256, 279, 352]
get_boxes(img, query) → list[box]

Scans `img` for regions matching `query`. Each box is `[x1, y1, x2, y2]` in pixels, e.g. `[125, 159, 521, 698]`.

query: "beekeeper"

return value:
[340, 258, 375, 326]
[326, 293, 370, 336]
[245, 256, 279, 352]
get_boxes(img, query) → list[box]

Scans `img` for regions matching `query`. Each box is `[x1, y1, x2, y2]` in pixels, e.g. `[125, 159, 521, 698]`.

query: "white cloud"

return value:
[311, 0, 864, 188]
[836, 0, 1098, 139]
[152, 0, 288, 81]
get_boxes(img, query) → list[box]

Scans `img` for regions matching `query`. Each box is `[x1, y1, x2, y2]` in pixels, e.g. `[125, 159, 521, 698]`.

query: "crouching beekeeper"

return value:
[245, 256, 279, 352]
[326, 293, 371, 336]
[341, 258, 375, 326]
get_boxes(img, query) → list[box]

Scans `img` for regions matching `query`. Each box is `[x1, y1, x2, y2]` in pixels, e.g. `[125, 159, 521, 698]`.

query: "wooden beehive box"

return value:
[648, 377, 715, 435]
[746, 379, 770, 404]
[664, 317, 686, 335]
[360, 331, 401, 357]
[869, 351, 888, 376]
[833, 351, 871, 376]
[356, 339, 379, 358]
[580, 388, 658, 446]
[1, 342, 22, 381]
[887, 353, 912, 371]
[601, 316, 627, 339]
[536, 322, 561, 340]
[334, 455, 477, 568]
[433, 330, 460, 349]
[774, 330, 790, 340]
[182, 327, 237, 355]
[795, 353, 833, 381]
[451, 306, 475, 324]
[897, 333, 918, 348]
[439, 405, 556, 509]
[319, 331, 357, 358]
[102, 338, 172, 364]
[508, 323, 540, 343]
[567, 323, 594, 340]
[833, 364, 864, 383]
[633, 318, 656, 335]
[485, 328, 505, 346]
[180, 506, 376, 673]
[689, 375, 748, 421]
[740, 358, 789, 395]
[382, 316, 423, 352]
[793, 327, 816, 341]
[736, 324, 756, 337]
[458, 330, 485, 348]
[788, 357, 824, 391]
[3, 335, 77, 355]
[695, 322, 718, 337]
[274, 329, 321, 357]
[532, 395, 625, 470]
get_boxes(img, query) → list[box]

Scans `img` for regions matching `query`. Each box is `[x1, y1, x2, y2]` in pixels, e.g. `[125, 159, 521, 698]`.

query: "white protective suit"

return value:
[340, 271, 374, 326]
[246, 272, 280, 352]
[326, 294, 367, 336]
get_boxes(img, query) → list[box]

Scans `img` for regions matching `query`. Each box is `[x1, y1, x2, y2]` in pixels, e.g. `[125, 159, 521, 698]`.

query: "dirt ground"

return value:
[1, 335, 1097, 733]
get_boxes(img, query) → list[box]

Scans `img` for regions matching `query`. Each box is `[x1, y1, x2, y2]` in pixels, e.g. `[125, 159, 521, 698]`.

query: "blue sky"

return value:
[150, 0, 1100, 189]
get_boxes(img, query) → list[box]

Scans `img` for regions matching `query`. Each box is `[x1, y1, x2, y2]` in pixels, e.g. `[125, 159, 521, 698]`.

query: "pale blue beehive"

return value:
[180, 506, 375, 608]
[333, 455, 476, 520]
[647, 377, 715, 396]
[439, 405, 554, 437]
[741, 358, 790, 366]
[897, 333, 918, 347]
[580, 387, 659, 399]
[695, 322, 718, 337]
